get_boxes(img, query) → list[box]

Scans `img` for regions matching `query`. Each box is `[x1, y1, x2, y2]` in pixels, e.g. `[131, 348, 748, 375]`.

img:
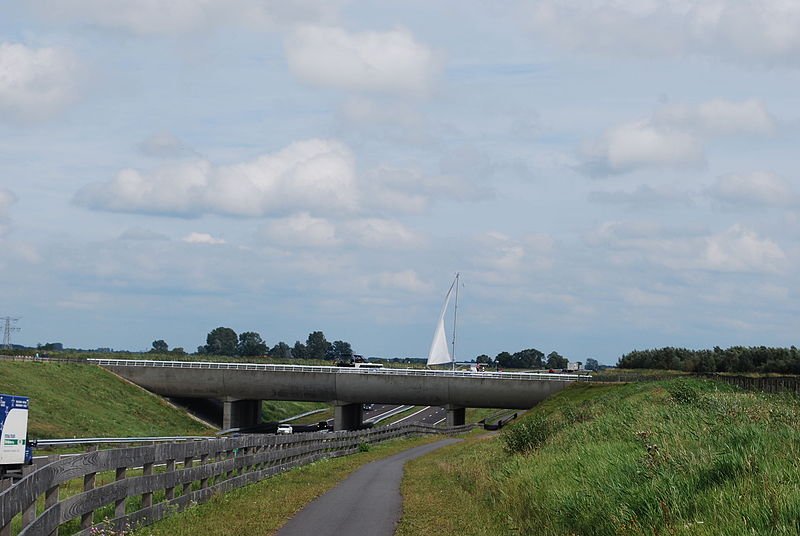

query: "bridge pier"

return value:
[222, 398, 262, 430]
[333, 401, 363, 431]
[445, 404, 465, 427]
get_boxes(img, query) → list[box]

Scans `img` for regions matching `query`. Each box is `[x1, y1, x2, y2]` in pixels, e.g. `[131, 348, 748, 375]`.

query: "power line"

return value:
[2, 316, 20, 349]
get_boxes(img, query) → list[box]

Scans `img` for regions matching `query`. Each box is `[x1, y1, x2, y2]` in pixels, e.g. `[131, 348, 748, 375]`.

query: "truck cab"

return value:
[1, 394, 32, 479]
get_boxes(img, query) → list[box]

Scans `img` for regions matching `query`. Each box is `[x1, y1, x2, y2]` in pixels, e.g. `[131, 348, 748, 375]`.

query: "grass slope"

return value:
[0, 361, 213, 438]
[398, 379, 800, 536]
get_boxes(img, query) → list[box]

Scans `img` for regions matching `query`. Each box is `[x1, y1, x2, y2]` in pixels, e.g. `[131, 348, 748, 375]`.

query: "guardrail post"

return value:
[142, 462, 153, 509]
[81, 471, 96, 530]
[46, 476, 60, 536]
[115, 466, 127, 518]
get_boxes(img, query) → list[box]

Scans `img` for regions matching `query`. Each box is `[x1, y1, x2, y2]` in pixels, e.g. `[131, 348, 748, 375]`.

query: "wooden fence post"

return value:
[165, 459, 175, 500]
[142, 462, 153, 509]
[81, 471, 96, 531]
[115, 466, 127, 519]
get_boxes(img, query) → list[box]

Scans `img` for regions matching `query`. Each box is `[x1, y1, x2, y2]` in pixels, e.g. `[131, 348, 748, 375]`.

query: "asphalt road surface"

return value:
[276, 438, 460, 536]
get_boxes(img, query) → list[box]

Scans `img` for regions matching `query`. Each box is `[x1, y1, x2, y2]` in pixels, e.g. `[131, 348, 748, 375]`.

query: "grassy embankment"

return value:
[0, 360, 213, 438]
[397, 378, 800, 535]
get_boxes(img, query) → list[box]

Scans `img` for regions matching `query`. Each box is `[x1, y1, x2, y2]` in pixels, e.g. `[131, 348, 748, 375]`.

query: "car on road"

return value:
[362, 404, 374, 411]
[276, 424, 293, 435]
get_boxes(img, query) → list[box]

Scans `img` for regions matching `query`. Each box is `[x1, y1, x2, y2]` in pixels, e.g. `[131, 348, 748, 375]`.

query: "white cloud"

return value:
[28, 0, 341, 35]
[523, 0, 800, 65]
[76, 139, 359, 217]
[285, 25, 440, 95]
[654, 99, 775, 136]
[182, 232, 225, 245]
[587, 221, 785, 274]
[703, 225, 785, 272]
[375, 270, 432, 293]
[0, 42, 80, 122]
[341, 219, 422, 249]
[708, 171, 797, 208]
[260, 213, 339, 248]
[580, 121, 704, 176]
[579, 99, 773, 176]
[471, 231, 554, 285]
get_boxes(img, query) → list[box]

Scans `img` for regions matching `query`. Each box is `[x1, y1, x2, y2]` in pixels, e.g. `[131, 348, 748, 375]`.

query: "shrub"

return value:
[501, 415, 554, 454]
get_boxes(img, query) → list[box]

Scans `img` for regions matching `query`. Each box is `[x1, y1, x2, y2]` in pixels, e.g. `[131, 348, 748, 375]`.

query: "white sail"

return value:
[427, 277, 456, 366]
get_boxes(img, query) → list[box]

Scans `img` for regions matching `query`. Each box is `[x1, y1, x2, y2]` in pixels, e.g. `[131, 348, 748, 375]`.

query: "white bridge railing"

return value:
[88, 358, 590, 382]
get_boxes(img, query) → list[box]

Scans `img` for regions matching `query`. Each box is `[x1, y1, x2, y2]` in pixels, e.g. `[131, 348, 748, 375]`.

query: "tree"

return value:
[269, 341, 292, 359]
[330, 340, 354, 363]
[495, 351, 513, 368]
[585, 358, 599, 371]
[150, 340, 169, 353]
[237, 331, 267, 357]
[171, 347, 186, 356]
[204, 327, 238, 356]
[292, 341, 307, 360]
[546, 351, 568, 369]
[476, 354, 493, 365]
[306, 331, 331, 360]
[514, 348, 545, 369]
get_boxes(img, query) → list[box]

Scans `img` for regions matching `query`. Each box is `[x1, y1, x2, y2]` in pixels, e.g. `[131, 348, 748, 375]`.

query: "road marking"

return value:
[392, 406, 431, 425]
[433, 417, 446, 425]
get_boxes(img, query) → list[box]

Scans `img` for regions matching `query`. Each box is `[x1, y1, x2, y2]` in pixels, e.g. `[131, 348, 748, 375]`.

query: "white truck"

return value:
[0, 394, 33, 479]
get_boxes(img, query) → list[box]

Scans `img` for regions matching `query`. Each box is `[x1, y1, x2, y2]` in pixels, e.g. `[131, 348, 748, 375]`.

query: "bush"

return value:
[666, 380, 701, 405]
[501, 415, 555, 454]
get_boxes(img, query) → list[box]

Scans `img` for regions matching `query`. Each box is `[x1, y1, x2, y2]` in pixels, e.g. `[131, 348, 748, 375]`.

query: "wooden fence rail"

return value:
[1, 423, 473, 536]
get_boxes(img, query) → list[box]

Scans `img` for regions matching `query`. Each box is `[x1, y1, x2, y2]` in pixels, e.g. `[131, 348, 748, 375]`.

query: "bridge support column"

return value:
[445, 404, 465, 427]
[222, 398, 262, 430]
[333, 401, 363, 431]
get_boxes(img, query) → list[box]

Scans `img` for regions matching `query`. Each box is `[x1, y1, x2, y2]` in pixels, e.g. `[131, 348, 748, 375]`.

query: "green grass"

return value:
[397, 379, 800, 536]
[132, 434, 445, 536]
[261, 400, 328, 422]
[0, 361, 214, 438]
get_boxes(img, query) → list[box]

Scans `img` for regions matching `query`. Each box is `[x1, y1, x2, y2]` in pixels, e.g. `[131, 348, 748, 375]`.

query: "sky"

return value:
[1, 1, 799, 364]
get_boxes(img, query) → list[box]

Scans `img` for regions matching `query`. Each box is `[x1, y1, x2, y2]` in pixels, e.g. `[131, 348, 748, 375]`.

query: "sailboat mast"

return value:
[451, 272, 459, 371]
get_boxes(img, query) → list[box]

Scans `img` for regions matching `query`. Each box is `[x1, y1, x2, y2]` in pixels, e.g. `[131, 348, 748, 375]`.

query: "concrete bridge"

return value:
[90, 359, 589, 430]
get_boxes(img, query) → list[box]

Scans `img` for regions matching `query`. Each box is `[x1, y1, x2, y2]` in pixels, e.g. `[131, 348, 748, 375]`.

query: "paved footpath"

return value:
[276, 438, 460, 536]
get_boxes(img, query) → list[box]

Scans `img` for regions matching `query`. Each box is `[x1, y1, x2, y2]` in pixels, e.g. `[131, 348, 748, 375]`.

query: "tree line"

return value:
[150, 328, 355, 361]
[617, 346, 800, 374]
[474, 348, 600, 371]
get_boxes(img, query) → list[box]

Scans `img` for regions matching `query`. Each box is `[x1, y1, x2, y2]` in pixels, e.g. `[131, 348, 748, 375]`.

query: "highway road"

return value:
[276, 438, 460, 536]
[325, 404, 447, 429]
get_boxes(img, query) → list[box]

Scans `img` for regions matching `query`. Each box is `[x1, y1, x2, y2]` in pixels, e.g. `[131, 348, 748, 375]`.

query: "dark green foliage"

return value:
[150, 339, 168, 353]
[237, 331, 267, 356]
[666, 379, 701, 404]
[268, 341, 292, 359]
[329, 340, 354, 362]
[292, 341, 307, 359]
[358, 442, 371, 452]
[546, 351, 568, 369]
[203, 327, 238, 356]
[306, 331, 332, 360]
[475, 354, 492, 365]
[618, 345, 800, 374]
[585, 357, 600, 371]
[496, 348, 545, 369]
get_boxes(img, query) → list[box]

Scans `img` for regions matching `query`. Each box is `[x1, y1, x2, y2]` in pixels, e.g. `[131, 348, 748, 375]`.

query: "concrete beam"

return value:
[222, 398, 262, 430]
[333, 401, 363, 431]
[445, 404, 465, 427]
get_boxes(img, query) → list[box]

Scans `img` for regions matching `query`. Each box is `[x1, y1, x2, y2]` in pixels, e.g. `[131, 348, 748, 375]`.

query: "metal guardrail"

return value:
[88, 358, 591, 382]
[36, 436, 217, 447]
